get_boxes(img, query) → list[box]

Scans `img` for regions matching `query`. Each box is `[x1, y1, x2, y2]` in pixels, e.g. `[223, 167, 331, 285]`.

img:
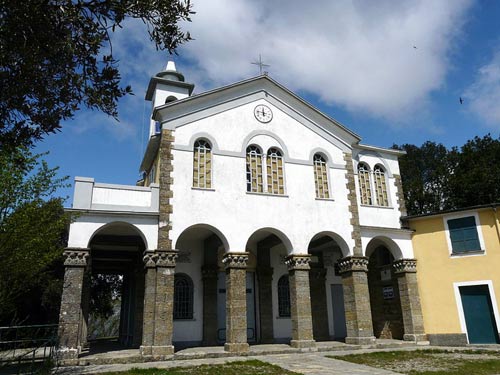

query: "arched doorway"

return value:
[174, 224, 229, 348]
[87, 222, 147, 350]
[366, 238, 404, 340]
[308, 233, 349, 341]
[246, 228, 292, 344]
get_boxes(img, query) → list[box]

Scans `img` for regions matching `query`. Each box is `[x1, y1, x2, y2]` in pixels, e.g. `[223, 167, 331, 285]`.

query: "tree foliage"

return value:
[394, 134, 500, 216]
[0, 147, 69, 324]
[0, 0, 193, 148]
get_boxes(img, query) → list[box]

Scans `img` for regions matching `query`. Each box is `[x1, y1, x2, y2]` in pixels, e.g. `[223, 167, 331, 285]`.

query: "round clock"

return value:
[254, 104, 273, 123]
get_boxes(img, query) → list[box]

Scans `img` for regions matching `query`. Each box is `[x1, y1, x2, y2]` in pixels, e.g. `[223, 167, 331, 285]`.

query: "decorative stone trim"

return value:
[222, 252, 249, 269]
[63, 248, 90, 267]
[394, 174, 407, 217]
[393, 258, 417, 274]
[285, 254, 311, 271]
[156, 249, 178, 267]
[337, 256, 369, 273]
[143, 251, 157, 268]
[343, 153, 362, 256]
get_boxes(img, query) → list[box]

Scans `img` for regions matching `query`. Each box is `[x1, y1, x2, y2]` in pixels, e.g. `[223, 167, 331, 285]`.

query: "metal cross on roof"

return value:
[251, 54, 270, 75]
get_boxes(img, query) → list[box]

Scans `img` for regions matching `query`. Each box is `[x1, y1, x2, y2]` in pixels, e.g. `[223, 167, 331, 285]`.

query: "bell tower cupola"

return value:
[145, 60, 194, 136]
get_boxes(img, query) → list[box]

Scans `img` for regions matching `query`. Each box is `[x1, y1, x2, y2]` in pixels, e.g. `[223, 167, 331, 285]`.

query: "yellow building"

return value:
[406, 204, 500, 345]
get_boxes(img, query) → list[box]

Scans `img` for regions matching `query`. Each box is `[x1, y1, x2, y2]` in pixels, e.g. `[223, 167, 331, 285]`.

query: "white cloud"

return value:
[464, 49, 500, 129]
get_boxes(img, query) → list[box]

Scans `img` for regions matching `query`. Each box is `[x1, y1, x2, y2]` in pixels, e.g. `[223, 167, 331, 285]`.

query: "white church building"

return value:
[57, 62, 425, 360]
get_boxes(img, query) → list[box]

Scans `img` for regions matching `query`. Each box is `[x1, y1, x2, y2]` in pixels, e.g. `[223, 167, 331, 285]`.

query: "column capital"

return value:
[222, 252, 249, 269]
[63, 248, 90, 267]
[143, 250, 157, 268]
[337, 256, 369, 274]
[393, 258, 417, 274]
[285, 254, 311, 271]
[156, 249, 178, 268]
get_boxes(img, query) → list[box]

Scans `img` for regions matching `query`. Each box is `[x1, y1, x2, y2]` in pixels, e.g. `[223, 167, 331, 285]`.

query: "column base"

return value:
[56, 347, 80, 365]
[151, 345, 175, 358]
[403, 333, 428, 342]
[224, 342, 249, 353]
[290, 339, 316, 349]
[345, 336, 376, 345]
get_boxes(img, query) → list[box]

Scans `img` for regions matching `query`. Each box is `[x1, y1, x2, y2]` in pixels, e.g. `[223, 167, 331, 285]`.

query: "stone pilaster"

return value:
[79, 269, 91, 350]
[158, 129, 175, 252]
[257, 267, 274, 343]
[286, 255, 315, 349]
[393, 259, 426, 341]
[133, 268, 145, 347]
[57, 248, 90, 361]
[152, 250, 178, 357]
[223, 252, 249, 353]
[201, 265, 219, 346]
[343, 153, 362, 256]
[338, 256, 376, 345]
[394, 174, 407, 217]
[140, 251, 157, 356]
[309, 268, 329, 341]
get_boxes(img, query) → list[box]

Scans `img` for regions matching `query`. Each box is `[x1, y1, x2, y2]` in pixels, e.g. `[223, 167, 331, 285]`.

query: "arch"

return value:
[165, 95, 178, 103]
[174, 223, 230, 252]
[373, 164, 389, 206]
[356, 150, 393, 178]
[309, 148, 334, 167]
[240, 130, 290, 160]
[246, 227, 294, 254]
[87, 221, 148, 250]
[188, 132, 220, 153]
[308, 231, 350, 258]
[365, 236, 403, 260]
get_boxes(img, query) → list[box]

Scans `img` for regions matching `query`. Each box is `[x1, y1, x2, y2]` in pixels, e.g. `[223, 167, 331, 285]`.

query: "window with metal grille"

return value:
[174, 273, 193, 320]
[193, 139, 212, 189]
[313, 153, 330, 198]
[373, 165, 389, 206]
[266, 148, 284, 194]
[246, 145, 264, 192]
[277, 275, 291, 318]
[358, 163, 372, 205]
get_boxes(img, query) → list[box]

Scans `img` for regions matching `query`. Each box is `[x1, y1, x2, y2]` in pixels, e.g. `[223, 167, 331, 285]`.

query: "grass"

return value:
[328, 349, 500, 375]
[100, 360, 299, 375]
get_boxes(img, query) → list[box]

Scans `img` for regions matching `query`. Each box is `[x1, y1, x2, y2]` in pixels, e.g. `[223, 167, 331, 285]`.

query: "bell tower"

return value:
[145, 61, 194, 136]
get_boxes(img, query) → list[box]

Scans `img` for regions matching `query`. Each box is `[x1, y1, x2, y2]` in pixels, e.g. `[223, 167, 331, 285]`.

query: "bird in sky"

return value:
[459, 97, 464, 104]
[413, 46, 417, 49]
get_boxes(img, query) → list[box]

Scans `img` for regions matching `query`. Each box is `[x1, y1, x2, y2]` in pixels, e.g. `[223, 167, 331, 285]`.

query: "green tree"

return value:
[0, 0, 193, 148]
[0, 147, 69, 324]
[393, 142, 451, 216]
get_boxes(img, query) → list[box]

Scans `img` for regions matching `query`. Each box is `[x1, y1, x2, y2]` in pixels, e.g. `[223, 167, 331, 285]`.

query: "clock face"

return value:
[254, 104, 273, 123]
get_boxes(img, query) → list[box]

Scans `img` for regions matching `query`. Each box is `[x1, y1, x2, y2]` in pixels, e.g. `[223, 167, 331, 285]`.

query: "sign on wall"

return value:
[383, 286, 394, 300]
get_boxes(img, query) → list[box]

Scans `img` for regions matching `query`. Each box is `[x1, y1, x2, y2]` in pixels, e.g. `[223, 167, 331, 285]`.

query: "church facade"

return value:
[57, 62, 425, 361]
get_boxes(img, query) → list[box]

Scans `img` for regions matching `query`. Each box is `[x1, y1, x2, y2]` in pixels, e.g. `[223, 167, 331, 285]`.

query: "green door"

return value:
[460, 285, 500, 344]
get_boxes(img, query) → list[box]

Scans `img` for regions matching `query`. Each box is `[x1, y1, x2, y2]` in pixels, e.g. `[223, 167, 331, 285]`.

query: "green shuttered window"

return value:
[448, 216, 481, 253]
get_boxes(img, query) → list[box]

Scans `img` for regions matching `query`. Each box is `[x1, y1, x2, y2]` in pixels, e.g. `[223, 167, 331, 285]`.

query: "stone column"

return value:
[338, 256, 376, 345]
[309, 267, 329, 341]
[202, 265, 219, 346]
[257, 267, 274, 343]
[79, 269, 91, 350]
[57, 248, 90, 361]
[286, 254, 315, 349]
[223, 252, 249, 353]
[140, 251, 157, 356]
[133, 268, 145, 348]
[152, 249, 178, 357]
[393, 259, 426, 341]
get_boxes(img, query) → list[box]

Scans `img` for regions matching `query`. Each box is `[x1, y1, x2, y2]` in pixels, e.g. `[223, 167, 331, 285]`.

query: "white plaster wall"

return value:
[173, 237, 204, 343]
[170, 99, 357, 255]
[270, 247, 292, 339]
[92, 187, 151, 207]
[67, 214, 158, 250]
[361, 229, 414, 259]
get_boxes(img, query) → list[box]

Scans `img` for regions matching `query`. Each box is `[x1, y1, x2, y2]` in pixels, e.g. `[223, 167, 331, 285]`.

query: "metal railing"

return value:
[0, 324, 58, 374]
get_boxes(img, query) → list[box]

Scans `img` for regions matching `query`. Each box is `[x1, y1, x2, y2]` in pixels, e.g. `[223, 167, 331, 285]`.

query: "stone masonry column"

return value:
[152, 249, 178, 357]
[393, 259, 426, 342]
[140, 251, 157, 356]
[338, 256, 376, 345]
[57, 248, 90, 362]
[223, 252, 249, 353]
[257, 267, 274, 344]
[286, 254, 316, 349]
[202, 265, 219, 346]
[309, 267, 329, 341]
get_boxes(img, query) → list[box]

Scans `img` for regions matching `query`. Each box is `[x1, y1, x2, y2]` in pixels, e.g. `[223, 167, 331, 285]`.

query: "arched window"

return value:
[358, 163, 372, 205]
[373, 165, 389, 206]
[277, 275, 291, 318]
[174, 273, 193, 320]
[313, 153, 329, 199]
[246, 145, 263, 193]
[165, 95, 177, 103]
[193, 139, 212, 189]
[266, 148, 284, 194]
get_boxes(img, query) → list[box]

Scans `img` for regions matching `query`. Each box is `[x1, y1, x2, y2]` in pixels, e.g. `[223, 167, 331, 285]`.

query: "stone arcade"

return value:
[57, 62, 426, 361]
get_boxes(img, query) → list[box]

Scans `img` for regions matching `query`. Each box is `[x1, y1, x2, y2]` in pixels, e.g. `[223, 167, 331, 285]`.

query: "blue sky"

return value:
[35, 0, 500, 203]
